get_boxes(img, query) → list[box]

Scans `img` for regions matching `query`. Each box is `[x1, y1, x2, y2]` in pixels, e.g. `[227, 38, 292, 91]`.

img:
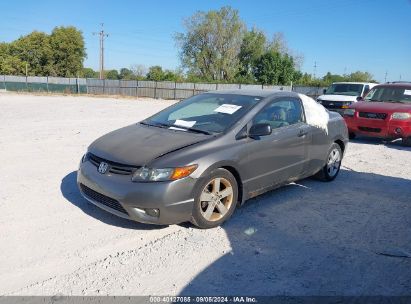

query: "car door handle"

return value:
[298, 129, 308, 137]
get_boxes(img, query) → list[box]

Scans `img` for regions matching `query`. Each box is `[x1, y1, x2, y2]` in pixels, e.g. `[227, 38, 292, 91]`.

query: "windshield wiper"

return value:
[171, 125, 212, 135]
[140, 121, 155, 127]
[141, 121, 212, 135]
[141, 121, 173, 129]
[184, 127, 212, 135]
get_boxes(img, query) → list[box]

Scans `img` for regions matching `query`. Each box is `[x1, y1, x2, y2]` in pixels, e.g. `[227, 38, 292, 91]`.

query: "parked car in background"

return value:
[317, 82, 377, 115]
[344, 82, 411, 146]
[77, 90, 348, 228]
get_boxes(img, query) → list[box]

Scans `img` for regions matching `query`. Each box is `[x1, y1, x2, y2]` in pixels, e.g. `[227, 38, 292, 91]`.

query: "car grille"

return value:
[320, 100, 345, 109]
[358, 126, 382, 133]
[80, 184, 128, 214]
[87, 153, 139, 175]
[359, 112, 387, 120]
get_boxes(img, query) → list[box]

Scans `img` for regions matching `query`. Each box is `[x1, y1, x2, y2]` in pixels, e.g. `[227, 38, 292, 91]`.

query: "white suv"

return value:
[317, 82, 377, 115]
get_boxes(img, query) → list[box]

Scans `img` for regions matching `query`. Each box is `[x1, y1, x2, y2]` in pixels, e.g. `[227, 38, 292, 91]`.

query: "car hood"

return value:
[88, 123, 209, 166]
[318, 94, 358, 102]
[352, 101, 411, 113]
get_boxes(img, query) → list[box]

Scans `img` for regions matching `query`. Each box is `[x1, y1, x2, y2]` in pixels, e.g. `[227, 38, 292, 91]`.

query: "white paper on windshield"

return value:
[174, 119, 196, 128]
[404, 89, 411, 96]
[214, 104, 242, 114]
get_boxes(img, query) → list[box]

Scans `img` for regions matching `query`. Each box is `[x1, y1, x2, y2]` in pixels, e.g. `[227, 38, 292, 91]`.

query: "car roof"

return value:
[206, 89, 298, 98]
[331, 82, 377, 85]
[374, 82, 411, 88]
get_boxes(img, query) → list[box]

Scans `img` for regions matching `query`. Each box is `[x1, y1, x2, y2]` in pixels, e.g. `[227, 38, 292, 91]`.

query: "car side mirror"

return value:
[323, 89, 327, 94]
[356, 96, 363, 101]
[249, 123, 272, 138]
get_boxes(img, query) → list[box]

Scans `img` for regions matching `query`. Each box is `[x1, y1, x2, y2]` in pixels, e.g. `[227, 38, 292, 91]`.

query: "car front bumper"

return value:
[77, 160, 198, 225]
[344, 115, 411, 139]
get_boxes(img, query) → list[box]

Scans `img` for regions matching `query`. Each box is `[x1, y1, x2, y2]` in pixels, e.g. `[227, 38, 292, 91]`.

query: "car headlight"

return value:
[343, 109, 355, 117]
[81, 153, 89, 163]
[341, 102, 352, 109]
[391, 112, 411, 120]
[132, 165, 198, 182]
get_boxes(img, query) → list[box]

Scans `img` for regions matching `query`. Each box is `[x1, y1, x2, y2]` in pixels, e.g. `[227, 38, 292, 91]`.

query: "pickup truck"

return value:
[317, 82, 377, 115]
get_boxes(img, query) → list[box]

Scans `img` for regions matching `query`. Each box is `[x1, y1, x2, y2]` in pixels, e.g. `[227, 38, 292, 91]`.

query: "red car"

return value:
[343, 82, 411, 146]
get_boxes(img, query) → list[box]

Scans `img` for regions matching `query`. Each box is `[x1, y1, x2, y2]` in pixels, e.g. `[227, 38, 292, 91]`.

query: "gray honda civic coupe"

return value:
[78, 90, 348, 228]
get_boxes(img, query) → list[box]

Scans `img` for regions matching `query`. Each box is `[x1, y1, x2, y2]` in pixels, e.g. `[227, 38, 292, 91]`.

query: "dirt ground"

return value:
[0, 92, 410, 296]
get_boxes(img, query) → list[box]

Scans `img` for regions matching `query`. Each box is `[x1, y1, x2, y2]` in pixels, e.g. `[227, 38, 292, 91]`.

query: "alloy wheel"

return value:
[199, 177, 234, 222]
[327, 148, 341, 177]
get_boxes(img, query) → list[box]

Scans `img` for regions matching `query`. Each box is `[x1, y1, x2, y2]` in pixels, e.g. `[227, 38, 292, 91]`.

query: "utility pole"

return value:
[313, 61, 318, 79]
[384, 71, 388, 83]
[93, 23, 109, 79]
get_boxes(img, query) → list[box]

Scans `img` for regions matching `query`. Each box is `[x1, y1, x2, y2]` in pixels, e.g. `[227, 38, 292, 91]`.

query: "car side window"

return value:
[363, 85, 370, 96]
[253, 99, 304, 130]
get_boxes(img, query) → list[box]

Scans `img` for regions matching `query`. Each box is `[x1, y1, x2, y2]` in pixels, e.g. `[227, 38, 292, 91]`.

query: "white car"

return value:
[317, 82, 377, 115]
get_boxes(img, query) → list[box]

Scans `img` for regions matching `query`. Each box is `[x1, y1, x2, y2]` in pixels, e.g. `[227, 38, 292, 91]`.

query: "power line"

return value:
[93, 23, 109, 79]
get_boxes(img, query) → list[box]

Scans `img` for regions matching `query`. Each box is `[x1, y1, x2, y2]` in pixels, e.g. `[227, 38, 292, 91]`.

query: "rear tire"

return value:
[402, 137, 411, 147]
[314, 143, 342, 182]
[191, 168, 238, 229]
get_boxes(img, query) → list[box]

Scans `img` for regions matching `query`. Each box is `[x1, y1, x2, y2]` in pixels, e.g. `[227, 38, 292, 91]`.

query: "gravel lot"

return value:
[1, 92, 410, 296]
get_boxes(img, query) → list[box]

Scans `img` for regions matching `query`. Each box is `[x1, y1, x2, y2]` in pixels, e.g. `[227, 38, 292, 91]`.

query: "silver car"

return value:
[78, 90, 348, 228]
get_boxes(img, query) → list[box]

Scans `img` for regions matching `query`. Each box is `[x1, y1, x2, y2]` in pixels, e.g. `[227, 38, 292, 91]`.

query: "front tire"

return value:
[314, 143, 342, 182]
[349, 132, 356, 140]
[191, 168, 238, 229]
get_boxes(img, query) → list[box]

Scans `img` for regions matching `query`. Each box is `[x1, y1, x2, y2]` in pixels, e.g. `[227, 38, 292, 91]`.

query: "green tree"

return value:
[81, 67, 98, 78]
[322, 72, 347, 85]
[278, 54, 295, 85]
[0, 55, 26, 75]
[163, 69, 184, 82]
[253, 51, 282, 84]
[49, 26, 86, 77]
[253, 51, 297, 85]
[146, 66, 165, 81]
[105, 69, 119, 80]
[237, 28, 266, 82]
[0, 42, 7, 56]
[119, 68, 135, 80]
[10, 31, 53, 75]
[1, 42, 26, 75]
[347, 71, 374, 82]
[175, 6, 246, 81]
[0, 27, 86, 77]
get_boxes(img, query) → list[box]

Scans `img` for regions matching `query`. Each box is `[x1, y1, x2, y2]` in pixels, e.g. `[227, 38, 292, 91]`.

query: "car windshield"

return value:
[364, 87, 411, 104]
[325, 83, 364, 96]
[142, 93, 262, 134]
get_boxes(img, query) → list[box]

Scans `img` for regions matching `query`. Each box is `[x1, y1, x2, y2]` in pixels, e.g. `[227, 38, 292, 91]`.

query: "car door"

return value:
[242, 97, 311, 195]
